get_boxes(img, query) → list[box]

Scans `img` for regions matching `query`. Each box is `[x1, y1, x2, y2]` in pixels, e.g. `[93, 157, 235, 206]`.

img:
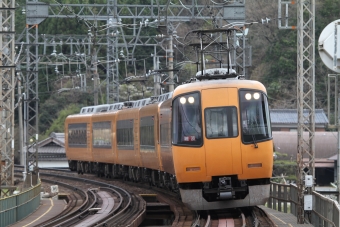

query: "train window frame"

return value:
[92, 121, 112, 149]
[239, 89, 272, 145]
[160, 122, 171, 146]
[68, 123, 87, 148]
[116, 119, 134, 150]
[140, 116, 156, 150]
[204, 106, 238, 139]
[172, 91, 203, 147]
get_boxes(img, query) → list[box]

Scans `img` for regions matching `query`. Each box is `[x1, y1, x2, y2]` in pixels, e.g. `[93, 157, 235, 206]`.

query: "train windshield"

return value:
[172, 92, 202, 146]
[240, 90, 272, 144]
[205, 107, 238, 138]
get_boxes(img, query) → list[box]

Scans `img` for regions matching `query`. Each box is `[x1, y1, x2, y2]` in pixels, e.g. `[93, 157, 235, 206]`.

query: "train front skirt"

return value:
[179, 184, 270, 210]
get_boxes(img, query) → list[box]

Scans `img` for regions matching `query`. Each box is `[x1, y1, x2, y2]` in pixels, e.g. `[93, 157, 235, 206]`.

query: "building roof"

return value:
[50, 132, 65, 144]
[270, 109, 329, 125]
[25, 132, 65, 154]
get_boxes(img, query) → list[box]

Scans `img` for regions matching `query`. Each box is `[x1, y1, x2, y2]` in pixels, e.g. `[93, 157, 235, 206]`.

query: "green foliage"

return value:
[263, 30, 297, 86]
[39, 91, 92, 134]
[43, 104, 81, 138]
[260, 1, 340, 106]
[274, 151, 288, 158]
[273, 160, 297, 182]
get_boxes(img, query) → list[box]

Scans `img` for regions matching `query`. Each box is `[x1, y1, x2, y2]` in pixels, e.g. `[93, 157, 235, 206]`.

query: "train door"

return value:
[202, 88, 242, 177]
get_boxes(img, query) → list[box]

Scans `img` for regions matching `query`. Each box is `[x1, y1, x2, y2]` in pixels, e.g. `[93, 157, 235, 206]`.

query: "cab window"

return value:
[172, 92, 202, 146]
[240, 90, 272, 143]
[205, 107, 238, 139]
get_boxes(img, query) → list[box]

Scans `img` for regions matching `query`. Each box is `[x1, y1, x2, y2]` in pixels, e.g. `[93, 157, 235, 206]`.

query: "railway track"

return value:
[192, 207, 275, 227]
[39, 167, 196, 227]
[40, 174, 146, 227]
[15, 167, 145, 227]
[14, 166, 275, 227]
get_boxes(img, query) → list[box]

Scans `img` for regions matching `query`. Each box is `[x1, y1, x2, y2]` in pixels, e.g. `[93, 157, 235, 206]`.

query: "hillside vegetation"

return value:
[14, 0, 340, 138]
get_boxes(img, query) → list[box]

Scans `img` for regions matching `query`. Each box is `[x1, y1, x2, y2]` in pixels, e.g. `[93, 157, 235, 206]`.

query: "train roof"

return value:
[78, 92, 173, 114]
[80, 104, 110, 114]
[172, 79, 266, 98]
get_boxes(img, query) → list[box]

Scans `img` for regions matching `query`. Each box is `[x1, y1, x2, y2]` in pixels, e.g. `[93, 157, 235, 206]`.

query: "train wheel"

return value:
[88, 162, 93, 174]
[122, 166, 128, 181]
[95, 163, 100, 177]
[77, 162, 84, 175]
[170, 176, 178, 192]
[68, 161, 75, 171]
[128, 167, 133, 181]
[112, 165, 117, 178]
[104, 164, 109, 178]
[135, 168, 141, 182]
[77, 162, 80, 174]
[162, 172, 170, 189]
[151, 171, 159, 187]
[84, 163, 89, 173]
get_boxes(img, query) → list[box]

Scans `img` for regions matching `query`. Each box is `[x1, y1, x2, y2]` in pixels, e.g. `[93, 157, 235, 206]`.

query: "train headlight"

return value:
[188, 96, 195, 103]
[180, 97, 186, 104]
[253, 92, 260, 100]
[245, 93, 252, 100]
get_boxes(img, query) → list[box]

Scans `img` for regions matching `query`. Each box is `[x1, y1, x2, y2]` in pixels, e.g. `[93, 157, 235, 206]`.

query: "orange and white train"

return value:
[65, 77, 273, 210]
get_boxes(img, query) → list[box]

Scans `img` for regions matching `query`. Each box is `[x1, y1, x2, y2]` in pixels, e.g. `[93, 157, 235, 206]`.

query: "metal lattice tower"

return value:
[23, 0, 49, 185]
[24, 24, 39, 185]
[106, 0, 120, 103]
[0, 0, 15, 195]
[23, 1, 248, 101]
[296, 0, 315, 223]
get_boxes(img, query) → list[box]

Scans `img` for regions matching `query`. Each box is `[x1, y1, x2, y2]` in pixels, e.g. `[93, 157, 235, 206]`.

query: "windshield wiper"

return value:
[251, 134, 258, 148]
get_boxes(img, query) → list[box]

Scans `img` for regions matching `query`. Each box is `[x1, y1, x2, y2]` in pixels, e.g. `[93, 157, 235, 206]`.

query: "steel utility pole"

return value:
[23, 1, 49, 186]
[168, 34, 174, 92]
[0, 0, 16, 196]
[278, 0, 316, 223]
[296, 0, 315, 223]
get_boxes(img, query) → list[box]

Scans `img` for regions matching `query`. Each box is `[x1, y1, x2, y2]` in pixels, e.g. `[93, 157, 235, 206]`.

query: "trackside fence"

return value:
[268, 182, 340, 227]
[0, 182, 41, 227]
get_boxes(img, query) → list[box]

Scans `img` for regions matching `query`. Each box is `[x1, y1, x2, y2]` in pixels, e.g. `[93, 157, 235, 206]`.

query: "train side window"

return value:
[172, 92, 202, 146]
[140, 116, 155, 151]
[93, 121, 112, 148]
[68, 123, 87, 147]
[160, 123, 171, 146]
[205, 107, 238, 139]
[117, 119, 134, 150]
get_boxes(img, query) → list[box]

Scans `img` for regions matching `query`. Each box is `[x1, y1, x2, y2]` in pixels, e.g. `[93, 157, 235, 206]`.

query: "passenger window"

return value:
[117, 119, 134, 150]
[93, 121, 112, 148]
[205, 107, 238, 139]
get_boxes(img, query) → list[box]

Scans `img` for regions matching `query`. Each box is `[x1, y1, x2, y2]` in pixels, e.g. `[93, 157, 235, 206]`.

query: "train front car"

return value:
[171, 79, 273, 210]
